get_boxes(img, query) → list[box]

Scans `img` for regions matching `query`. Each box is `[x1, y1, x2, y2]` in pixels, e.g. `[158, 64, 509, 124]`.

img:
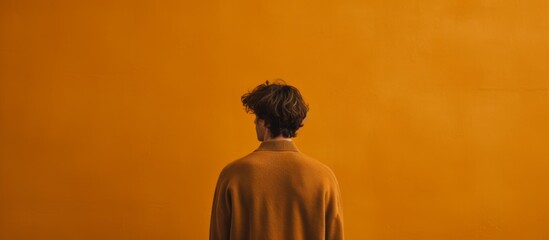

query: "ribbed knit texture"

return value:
[210, 140, 344, 240]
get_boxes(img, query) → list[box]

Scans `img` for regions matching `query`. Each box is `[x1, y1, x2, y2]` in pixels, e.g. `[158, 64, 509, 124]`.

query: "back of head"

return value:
[241, 79, 309, 138]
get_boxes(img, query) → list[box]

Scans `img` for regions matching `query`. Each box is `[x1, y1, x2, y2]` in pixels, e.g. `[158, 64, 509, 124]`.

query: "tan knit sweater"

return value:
[209, 140, 344, 240]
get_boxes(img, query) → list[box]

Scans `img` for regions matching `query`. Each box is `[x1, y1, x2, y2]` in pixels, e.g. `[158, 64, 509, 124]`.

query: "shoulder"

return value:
[301, 152, 338, 174]
[291, 152, 341, 187]
[217, 152, 257, 177]
[296, 154, 342, 197]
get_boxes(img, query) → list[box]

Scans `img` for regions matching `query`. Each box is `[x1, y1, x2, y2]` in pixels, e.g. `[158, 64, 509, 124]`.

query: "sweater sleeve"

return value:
[325, 172, 344, 240]
[209, 169, 231, 240]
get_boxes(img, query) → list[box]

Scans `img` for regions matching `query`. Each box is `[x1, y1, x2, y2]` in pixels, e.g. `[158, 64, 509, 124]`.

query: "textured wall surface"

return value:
[1, 0, 548, 239]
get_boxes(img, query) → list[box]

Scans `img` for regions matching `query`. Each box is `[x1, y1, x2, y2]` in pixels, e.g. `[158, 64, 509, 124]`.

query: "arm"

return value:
[325, 172, 344, 240]
[209, 170, 231, 240]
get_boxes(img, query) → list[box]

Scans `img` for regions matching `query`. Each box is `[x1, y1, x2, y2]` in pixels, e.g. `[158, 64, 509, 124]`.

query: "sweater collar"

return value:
[254, 140, 300, 152]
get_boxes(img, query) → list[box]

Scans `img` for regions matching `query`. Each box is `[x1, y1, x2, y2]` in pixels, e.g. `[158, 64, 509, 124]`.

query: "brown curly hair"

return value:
[241, 79, 309, 138]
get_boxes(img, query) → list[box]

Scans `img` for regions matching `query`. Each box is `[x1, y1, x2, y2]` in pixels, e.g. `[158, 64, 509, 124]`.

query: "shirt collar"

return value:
[254, 140, 300, 152]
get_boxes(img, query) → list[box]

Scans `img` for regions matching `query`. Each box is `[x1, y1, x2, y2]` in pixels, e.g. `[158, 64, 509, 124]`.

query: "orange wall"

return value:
[1, 0, 548, 239]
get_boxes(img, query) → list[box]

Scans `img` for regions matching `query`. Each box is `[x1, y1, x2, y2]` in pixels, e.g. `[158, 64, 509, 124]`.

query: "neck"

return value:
[263, 135, 292, 142]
